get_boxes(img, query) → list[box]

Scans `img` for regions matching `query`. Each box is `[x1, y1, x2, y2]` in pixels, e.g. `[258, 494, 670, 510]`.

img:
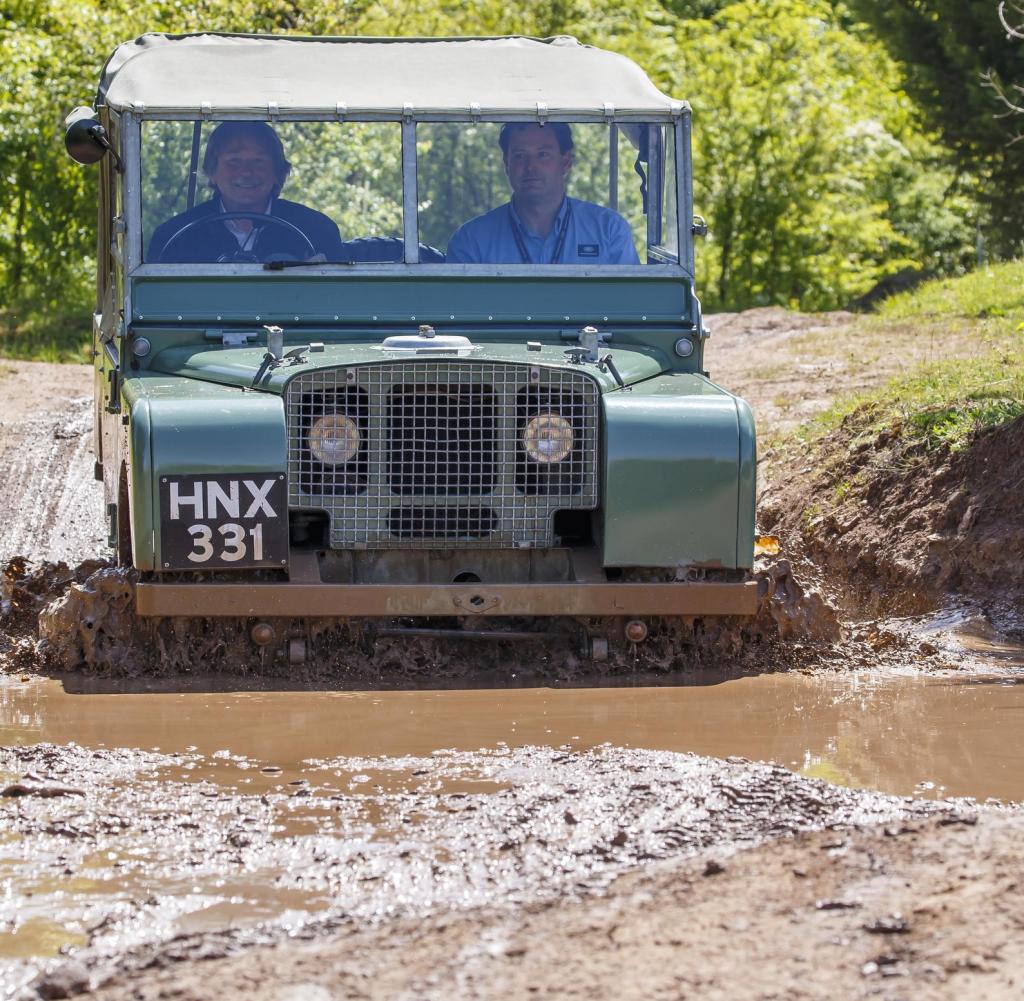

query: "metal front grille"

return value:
[286, 361, 599, 548]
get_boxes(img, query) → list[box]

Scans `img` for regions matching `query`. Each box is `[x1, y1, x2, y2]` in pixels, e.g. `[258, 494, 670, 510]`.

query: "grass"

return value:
[0, 309, 91, 364]
[875, 259, 1024, 323]
[800, 261, 1024, 453]
[805, 343, 1024, 454]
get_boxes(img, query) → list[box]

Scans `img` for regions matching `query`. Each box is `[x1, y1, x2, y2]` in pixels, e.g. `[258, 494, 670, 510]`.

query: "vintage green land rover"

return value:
[65, 33, 757, 661]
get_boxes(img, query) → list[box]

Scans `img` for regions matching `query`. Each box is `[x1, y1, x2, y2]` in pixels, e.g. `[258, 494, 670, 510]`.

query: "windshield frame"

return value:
[123, 109, 695, 279]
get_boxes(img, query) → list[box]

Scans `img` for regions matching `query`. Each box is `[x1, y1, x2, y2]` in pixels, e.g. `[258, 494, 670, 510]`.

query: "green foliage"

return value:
[845, 0, 1024, 260]
[909, 397, 1024, 452]
[804, 348, 1024, 458]
[666, 0, 973, 309]
[0, 308, 90, 362]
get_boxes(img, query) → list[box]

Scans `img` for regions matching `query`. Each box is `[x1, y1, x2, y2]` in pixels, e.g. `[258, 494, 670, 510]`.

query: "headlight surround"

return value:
[522, 412, 574, 464]
[309, 414, 361, 465]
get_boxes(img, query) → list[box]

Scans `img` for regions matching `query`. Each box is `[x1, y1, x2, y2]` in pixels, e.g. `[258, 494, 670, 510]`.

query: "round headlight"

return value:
[309, 414, 361, 465]
[522, 412, 574, 464]
[674, 336, 695, 358]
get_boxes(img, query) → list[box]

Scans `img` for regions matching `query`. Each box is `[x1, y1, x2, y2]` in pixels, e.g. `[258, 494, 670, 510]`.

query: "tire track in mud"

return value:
[0, 370, 105, 566]
[0, 741, 957, 998]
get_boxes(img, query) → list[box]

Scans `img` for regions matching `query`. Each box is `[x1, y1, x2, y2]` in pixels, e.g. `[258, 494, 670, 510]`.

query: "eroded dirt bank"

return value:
[762, 410, 1024, 623]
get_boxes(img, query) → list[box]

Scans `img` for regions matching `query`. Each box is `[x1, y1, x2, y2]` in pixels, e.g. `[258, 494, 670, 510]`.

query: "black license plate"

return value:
[158, 473, 288, 570]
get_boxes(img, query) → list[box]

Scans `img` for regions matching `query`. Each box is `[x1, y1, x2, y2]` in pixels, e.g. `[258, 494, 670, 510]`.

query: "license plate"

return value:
[158, 473, 288, 570]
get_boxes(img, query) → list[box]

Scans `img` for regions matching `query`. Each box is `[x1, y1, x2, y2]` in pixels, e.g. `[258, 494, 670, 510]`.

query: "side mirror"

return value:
[64, 106, 111, 165]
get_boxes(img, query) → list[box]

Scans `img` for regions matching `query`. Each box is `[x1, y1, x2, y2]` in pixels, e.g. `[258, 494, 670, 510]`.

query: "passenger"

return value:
[446, 123, 640, 266]
[147, 122, 346, 264]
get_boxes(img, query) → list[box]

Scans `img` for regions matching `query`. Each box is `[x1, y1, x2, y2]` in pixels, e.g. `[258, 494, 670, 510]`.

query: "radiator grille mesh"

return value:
[286, 361, 599, 548]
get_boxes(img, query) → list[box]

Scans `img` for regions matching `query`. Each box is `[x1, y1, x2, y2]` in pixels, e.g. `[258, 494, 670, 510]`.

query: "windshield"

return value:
[418, 122, 677, 266]
[140, 120, 678, 266]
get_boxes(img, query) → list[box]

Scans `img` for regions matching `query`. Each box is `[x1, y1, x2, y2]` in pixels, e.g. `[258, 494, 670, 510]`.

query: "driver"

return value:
[147, 122, 345, 263]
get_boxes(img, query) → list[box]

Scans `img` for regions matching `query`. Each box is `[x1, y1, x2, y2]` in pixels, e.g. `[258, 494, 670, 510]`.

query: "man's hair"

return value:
[498, 122, 574, 156]
[202, 122, 291, 189]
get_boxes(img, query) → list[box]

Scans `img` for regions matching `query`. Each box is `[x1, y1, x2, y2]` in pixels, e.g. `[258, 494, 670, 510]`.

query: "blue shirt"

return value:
[446, 196, 641, 265]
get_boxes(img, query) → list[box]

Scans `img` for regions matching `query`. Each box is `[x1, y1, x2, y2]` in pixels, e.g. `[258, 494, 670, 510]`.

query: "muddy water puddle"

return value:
[1, 669, 1021, 990]
[2, 671, 1022, 800]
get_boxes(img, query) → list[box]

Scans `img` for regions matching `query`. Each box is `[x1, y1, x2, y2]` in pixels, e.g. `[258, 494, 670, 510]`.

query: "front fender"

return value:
[122, 375, 286, 570]
[601, 374, 756, 569]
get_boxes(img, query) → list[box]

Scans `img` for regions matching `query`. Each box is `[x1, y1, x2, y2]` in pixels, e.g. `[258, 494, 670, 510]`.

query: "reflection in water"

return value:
[1, 670, 1022, 802]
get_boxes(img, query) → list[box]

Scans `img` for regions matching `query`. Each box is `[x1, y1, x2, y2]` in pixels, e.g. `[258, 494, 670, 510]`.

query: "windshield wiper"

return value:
[264, 260, 358, 270]
[263, 258, 407, 270]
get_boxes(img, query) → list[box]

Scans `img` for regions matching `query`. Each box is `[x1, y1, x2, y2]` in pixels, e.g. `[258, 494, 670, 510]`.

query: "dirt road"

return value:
[0, 361, 102, 567]
[83, 812, 1024, 1001]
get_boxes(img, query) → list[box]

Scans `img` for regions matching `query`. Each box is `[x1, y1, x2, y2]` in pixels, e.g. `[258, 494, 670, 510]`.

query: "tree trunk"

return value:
[10, 150, 32, 300]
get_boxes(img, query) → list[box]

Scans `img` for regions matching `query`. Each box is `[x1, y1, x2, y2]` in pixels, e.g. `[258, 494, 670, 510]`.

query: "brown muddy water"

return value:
[3, 671, 1022, 801]
[1, 668, 1021, 995]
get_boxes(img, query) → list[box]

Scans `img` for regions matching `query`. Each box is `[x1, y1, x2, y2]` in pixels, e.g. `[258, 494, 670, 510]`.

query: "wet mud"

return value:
[0, 365, 103, 569]
[0, 736, 965, 998]
[81, 811, 1024, 1001]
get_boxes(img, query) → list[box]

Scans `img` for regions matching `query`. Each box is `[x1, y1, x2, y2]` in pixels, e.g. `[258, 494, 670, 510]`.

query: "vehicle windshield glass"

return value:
[141, 120, 404, 264]
[140, 119, 678, 266]
[418, 122, 677, 266]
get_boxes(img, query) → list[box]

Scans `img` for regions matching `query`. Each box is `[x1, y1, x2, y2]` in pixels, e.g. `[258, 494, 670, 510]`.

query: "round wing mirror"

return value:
[64, 106, 108, 165]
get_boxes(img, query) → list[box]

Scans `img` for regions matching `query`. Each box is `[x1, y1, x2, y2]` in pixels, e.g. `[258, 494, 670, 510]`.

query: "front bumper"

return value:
[135, 580, 759, 618]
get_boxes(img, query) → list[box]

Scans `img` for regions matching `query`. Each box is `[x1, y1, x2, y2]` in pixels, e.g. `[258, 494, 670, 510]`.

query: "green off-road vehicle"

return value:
[64, 32, 757, 665]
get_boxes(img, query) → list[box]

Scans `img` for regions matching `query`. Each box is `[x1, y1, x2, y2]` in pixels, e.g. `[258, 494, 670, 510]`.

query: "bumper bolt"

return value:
[250, 622, 276, 647]
[625, 620, 648, 643]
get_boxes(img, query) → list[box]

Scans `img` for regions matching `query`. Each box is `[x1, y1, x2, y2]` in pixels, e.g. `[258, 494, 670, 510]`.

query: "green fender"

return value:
[122, 374, 287, 570]
[601, 373, 756, 569]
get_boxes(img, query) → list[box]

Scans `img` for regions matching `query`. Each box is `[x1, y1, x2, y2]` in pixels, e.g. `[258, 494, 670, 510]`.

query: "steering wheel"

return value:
[155, 211, 318, 263]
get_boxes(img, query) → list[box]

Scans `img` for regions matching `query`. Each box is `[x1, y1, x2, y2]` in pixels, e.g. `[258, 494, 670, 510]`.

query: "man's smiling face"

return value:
[208, 137, 280, 213]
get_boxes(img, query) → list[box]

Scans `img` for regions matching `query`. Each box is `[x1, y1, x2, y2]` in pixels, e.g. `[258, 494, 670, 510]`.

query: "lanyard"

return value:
[509, 200, 573, 264]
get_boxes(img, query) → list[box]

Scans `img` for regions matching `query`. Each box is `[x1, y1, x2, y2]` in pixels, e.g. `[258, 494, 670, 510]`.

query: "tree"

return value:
[0, 0, 982, 323]
[985, 1, 1024, 139]
[845, 0, 1024, 259]
[668, 0, 971, 309]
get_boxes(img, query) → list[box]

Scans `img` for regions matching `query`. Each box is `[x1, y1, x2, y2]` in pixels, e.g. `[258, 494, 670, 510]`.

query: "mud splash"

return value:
[8, 555, 843, 678]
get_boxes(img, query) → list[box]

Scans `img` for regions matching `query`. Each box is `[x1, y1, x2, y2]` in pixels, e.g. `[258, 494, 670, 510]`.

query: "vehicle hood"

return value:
[147, 339, 668, 394]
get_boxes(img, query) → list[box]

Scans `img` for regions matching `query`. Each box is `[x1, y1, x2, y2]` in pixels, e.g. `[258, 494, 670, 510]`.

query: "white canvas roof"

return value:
[98, 33, 684, 118]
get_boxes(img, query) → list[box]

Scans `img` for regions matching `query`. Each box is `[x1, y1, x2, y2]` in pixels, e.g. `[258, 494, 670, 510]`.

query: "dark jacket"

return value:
[147, 197, 347, 263]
